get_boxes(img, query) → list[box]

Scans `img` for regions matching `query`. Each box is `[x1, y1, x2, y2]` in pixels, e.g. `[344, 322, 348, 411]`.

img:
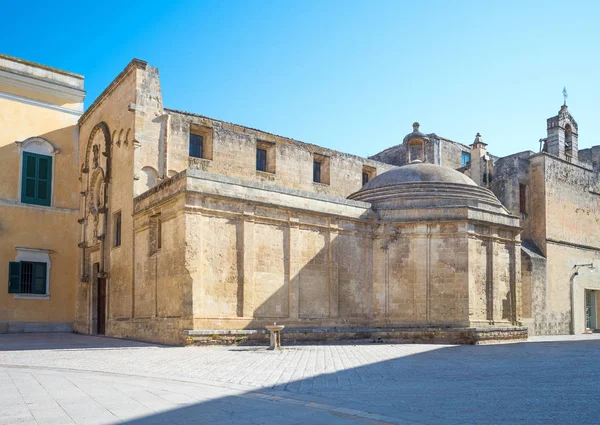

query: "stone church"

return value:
[1, 54, 599, 344]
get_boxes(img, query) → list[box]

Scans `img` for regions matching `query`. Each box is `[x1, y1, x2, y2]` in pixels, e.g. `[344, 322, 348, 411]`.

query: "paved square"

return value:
[1, 333, 599, 424]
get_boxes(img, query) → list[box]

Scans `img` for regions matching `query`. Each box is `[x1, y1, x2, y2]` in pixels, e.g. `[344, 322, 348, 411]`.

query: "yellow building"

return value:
[0, 54, 84, 333]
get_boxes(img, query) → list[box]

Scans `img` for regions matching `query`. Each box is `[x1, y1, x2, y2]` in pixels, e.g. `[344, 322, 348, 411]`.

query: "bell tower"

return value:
[546, 103, 578, 163]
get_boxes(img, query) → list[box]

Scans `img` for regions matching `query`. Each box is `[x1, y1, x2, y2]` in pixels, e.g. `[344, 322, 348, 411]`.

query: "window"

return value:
[312, 154, 330, 185]
[189, 125, 213, 160]
[157, 217, 162, 250]
[114, 211, 122, 247]
[362, 166, 376, 186]
[8, 261, 47, 294]
[408, 139, 425, 163]
[461, 152, 471, 168]
[189, 133, 204, 158]
[313, 161, 321, 183]
[21, 152, 52, 206]
[256, 148, 267, 172]
[150, 213, 162, 255]
[565, 124, 573, 162]
[256, 141, 276, 173]
[519, 184, 527, 215]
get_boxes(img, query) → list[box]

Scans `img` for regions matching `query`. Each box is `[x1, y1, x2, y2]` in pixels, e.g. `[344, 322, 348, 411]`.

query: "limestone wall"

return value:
[522, 154, 600, 334]
[75, 60, 140, 334]
[369, 136, 470, 169]
[120, 172, 521, 345]
[163, 110, 396, 198]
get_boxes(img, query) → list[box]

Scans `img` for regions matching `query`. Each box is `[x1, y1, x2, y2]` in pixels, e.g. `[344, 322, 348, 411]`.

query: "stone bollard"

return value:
[265, 323, 285, 350]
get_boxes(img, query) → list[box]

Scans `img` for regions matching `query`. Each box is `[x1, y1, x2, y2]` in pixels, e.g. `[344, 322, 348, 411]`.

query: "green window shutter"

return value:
[21, 153, 52, 206]
[32, 262, 47, 295]
[8, 262, 21, 293]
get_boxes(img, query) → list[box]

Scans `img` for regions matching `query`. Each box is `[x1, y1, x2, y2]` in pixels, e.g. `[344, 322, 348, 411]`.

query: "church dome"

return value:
[348, 163, 510, 216]
[361, 163, 477, 191]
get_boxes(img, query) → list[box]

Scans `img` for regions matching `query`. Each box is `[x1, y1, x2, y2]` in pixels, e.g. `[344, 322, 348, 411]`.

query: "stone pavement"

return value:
[1, 334, 600, 424]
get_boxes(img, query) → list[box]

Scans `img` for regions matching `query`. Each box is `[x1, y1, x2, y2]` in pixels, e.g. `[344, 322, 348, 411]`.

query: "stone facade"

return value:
[370, 105, 600, 336]
[69, 59, 524, 345]
[4, 54, 597, 343]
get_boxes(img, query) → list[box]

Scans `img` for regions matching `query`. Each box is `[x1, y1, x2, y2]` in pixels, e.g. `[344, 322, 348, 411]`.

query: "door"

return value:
[585, 290, 596, 331]
[97, 277, 106, 335]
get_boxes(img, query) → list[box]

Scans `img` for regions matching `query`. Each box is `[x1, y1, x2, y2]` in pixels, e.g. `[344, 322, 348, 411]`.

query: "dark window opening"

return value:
[362, 172, 369, 185]
[519, 184, 527, 215]
[256, 148, 267, 172]
[189, 133, 204, 158]
[313, 161, 321, 183]
[114, 212, 122, 247]
[8, 261, 46, 294]
[157, 217, 162, 250]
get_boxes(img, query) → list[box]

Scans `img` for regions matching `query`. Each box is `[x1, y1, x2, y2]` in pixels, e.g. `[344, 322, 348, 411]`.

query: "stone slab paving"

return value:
[1, 334, 600, 424]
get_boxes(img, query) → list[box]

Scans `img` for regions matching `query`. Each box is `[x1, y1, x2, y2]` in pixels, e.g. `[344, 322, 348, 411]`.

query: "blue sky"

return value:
[2, 1, 599, 158]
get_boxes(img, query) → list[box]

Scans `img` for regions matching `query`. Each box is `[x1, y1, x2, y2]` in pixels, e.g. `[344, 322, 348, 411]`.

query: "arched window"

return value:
[16, 137, 60, 207]
[565, 124, 573, 161]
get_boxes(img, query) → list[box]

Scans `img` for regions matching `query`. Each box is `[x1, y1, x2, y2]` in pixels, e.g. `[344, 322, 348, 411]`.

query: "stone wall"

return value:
[369, 136, 471, 169]
[526, 154, 600, 334]
[162, 110, 396, 199]
[75, 60, 141, 334]
[118, 171, 522, 345]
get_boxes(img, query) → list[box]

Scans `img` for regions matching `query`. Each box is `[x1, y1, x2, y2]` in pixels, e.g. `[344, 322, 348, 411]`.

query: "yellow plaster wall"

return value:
[0, 97, 79, 204]
[0, 209, 78, 323]
[0, 80, 81, 329]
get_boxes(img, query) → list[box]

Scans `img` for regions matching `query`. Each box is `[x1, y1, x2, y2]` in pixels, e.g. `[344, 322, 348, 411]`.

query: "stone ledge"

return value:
[182, 326, 528, 346]
[0, 321, 73, 334]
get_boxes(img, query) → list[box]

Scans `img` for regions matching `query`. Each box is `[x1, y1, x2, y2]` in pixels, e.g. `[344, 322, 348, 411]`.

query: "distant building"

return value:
[0, 54, 84, 333]
[1, 55, 596, 343]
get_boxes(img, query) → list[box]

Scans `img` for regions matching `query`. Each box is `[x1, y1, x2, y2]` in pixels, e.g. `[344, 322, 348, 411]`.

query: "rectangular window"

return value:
[362, 165, 376, 186]
[312, 153, 331, 185]
[114, 211, 122, 247]
[21, 152, 52, 206]
[189, 133, 204, 158]
[461, 152, 471, 168]
[519, 184, 527, 215]
[313, 161, 321, 183]
[256, 148, 267, 172]
[8, 261, 47, 294]
[150, 213, 162, 255]
[157, 217, 162, 250]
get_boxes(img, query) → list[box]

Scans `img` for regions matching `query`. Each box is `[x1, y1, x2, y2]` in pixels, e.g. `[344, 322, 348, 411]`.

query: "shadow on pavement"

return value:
[113, 338, 600, 425]
[0, 332, 165, 351]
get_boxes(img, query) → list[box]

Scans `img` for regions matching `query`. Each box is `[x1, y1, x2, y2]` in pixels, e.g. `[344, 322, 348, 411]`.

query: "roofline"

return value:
[165, 108, 397, 168]
[79, 58, 147, 125]
[0, 53, 83, 79]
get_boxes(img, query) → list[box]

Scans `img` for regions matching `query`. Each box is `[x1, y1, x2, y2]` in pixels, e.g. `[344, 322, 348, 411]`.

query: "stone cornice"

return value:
[0, 91, 82, 116]
[0, 69, 85, 103]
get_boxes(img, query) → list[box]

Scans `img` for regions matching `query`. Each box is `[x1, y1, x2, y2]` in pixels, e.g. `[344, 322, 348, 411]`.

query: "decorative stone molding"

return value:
[16, 137, 60, 155]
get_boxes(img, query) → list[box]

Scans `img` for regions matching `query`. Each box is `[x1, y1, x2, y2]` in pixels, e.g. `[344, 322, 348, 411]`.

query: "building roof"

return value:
[361, 163, 477, 191]
[0, 53, 83, 79]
